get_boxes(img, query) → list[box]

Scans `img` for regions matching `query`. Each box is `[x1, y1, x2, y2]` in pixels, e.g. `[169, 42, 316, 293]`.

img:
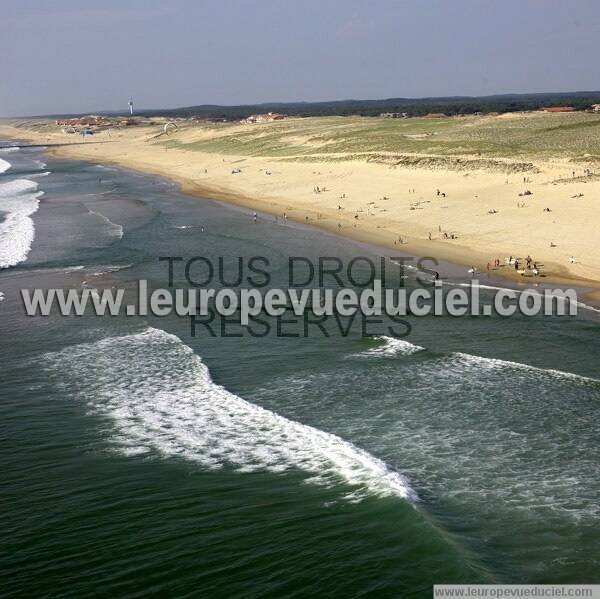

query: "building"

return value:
[56, 115, 111, 127]
[243, 112, 287, 124]
[542, 106, 576, 113]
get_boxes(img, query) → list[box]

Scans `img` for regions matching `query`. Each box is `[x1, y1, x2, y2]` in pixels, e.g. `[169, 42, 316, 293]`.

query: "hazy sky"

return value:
[2, 0, 599, 116]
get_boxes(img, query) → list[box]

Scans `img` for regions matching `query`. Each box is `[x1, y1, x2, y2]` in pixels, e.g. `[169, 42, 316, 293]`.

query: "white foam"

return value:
[0, 147, 19, 153]
[449, 352, 599, 385]
[30, 171, 51, 178]
[391, 260, 418, 271]
[0, 178, 42, 269]
[439, 279, 600, 316]
[63, 265, 86, 273]
[43, 327, 417, 502]
[0, 157, 11, 173]
[358, 335, 425, 357]
[88, 263, 133, 276]
[0, 291, 4, 302]
[354, 335, 598, 384]
[441, 280, 508, 292]
[86, 209, 124, 239]
[573, 301, 600, 314]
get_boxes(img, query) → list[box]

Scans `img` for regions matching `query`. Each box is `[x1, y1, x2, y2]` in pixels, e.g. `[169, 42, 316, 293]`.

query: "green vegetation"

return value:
[156, 112, 600, 164]
[143, 91, 600, 119]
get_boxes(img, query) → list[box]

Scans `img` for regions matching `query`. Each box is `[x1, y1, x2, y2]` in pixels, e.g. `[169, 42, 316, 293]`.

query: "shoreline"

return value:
[2, 122, 600, 306]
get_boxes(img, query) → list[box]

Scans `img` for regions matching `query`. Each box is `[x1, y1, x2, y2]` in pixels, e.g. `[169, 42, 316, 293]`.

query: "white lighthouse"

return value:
[128, 98, 134, 116]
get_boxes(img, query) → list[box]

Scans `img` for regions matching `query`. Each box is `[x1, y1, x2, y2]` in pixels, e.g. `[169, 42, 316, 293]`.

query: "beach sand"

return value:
[2, 113, 600, 292]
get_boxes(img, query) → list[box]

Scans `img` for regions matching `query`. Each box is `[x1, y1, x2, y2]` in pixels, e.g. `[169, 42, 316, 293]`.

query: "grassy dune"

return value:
[156, 113, 600, 163]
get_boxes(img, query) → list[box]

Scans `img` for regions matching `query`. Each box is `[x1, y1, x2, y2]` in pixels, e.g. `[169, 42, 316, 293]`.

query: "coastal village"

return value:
[52, 103, 600, 136]
[54, 111, 289, 135]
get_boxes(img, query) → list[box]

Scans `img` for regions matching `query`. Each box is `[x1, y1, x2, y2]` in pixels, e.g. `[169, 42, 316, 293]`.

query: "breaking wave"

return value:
[447, 352, 599, 385]
[0, 178, 43, 269]
[354, 336, 598, 384]
[42, 327, 418, 502]
[358, 336, 425, 357]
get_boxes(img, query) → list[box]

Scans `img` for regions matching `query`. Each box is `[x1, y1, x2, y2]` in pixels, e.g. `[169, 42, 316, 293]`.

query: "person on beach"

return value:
[253, 212, 257, 223]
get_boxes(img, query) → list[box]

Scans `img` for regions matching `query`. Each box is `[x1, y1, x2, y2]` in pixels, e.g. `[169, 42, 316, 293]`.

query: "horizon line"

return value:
[3, 88, 600, 119]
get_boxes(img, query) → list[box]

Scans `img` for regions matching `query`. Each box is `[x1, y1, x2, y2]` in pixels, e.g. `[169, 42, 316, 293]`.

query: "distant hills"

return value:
[14, 91, 600, 120]
[138, 91, 600, 120]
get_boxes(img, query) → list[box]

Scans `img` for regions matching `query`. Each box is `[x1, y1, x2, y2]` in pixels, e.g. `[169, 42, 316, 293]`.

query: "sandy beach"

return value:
[3, 112, 600, 290]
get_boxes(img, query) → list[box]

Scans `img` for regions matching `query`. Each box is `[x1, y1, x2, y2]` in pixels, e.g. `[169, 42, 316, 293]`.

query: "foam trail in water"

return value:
[43, 327, 417, 502]
[355, 336, 598, 384]
[88, 263, 133, 276]
[440, 280, 509, 292]
[86, 209, 124, 239]
[439, 279, 600, 315]
[0, 178, 43, 269]
[448, 352, 599, 385]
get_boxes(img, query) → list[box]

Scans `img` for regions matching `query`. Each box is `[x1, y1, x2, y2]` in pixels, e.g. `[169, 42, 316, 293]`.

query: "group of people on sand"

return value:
[482, 256, 541, 277]
[506, 255, 540, 276]
[572, 169, 593, 178]
[427, 226, 458, 241]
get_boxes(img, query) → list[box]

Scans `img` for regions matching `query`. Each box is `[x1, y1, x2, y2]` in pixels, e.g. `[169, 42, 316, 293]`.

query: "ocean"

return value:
[1, 141, 599, 597]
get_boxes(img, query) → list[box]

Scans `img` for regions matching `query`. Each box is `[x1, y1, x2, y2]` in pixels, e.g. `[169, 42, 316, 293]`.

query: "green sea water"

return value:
[1, 144, 599, 597]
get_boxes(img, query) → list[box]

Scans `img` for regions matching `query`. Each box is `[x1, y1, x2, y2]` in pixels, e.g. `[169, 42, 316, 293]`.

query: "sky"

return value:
[1, 0, 599, 116]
